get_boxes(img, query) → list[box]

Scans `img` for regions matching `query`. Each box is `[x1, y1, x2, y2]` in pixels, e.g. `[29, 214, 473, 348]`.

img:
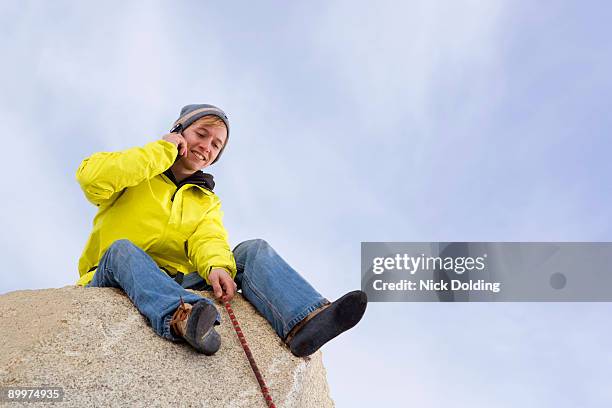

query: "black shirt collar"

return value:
[163, 169, 215, 192]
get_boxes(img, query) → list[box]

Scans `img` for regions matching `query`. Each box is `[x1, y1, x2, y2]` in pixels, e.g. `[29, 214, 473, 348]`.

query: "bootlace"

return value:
[170, 296, 192, 336]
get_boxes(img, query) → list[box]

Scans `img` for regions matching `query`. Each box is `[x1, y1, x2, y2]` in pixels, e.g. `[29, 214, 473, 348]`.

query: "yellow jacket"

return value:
[75, 139, 237, 286]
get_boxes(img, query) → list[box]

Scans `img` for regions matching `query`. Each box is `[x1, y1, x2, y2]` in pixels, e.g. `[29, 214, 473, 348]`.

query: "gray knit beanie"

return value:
[172, 104, 230, 164]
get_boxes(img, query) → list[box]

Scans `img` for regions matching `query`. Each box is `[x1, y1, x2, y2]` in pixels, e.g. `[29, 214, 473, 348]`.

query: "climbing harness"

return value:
[224, 301, 276, 408]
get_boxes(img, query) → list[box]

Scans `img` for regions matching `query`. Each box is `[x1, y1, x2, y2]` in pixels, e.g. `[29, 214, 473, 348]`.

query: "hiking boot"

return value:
[170, 298, 221, 355]
[286, 290, 367, 357]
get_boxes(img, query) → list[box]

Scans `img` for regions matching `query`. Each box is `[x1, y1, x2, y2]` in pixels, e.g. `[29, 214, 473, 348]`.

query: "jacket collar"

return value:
[163, 169, 215, 192]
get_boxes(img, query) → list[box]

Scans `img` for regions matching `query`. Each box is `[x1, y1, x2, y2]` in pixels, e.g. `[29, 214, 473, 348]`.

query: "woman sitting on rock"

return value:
[75, 104, 367, 357]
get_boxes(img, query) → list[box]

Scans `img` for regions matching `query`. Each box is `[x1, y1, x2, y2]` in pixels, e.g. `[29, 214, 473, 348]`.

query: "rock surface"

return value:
[0, 286, 334, 407]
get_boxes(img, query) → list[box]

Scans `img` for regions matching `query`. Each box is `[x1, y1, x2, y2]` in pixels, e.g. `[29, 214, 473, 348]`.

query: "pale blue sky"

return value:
[1, 1, 611, 406]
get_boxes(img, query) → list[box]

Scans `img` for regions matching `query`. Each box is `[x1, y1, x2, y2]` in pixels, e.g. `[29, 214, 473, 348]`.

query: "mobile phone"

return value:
[170, 123, 183, 133]
[169, 123, 185, 161]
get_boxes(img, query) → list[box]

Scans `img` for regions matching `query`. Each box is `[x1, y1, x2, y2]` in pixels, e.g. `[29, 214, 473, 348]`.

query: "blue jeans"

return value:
[88, 239, 328, 341]
[87, 239, 216, 341]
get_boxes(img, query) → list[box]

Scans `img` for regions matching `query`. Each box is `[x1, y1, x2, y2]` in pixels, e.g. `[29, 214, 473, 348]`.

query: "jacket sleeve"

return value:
[187, 196, 237, 284]
[76, 140, 177, 206]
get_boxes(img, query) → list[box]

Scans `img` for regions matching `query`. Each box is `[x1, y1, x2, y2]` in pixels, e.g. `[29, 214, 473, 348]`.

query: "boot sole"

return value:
[185, 302, 220, 355]
[290, 290, 367, 357]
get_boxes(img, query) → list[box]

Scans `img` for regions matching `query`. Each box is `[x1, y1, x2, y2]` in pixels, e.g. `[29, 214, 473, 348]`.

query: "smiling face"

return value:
[175, 116, 228, 174]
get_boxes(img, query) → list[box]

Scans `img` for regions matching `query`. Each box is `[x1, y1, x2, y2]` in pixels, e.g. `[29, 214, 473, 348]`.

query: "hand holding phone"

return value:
[162, 132, 188, 157]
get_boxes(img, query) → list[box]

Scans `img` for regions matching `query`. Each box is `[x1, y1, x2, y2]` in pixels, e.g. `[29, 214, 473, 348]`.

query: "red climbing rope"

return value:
[224, 301, 276, 408]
